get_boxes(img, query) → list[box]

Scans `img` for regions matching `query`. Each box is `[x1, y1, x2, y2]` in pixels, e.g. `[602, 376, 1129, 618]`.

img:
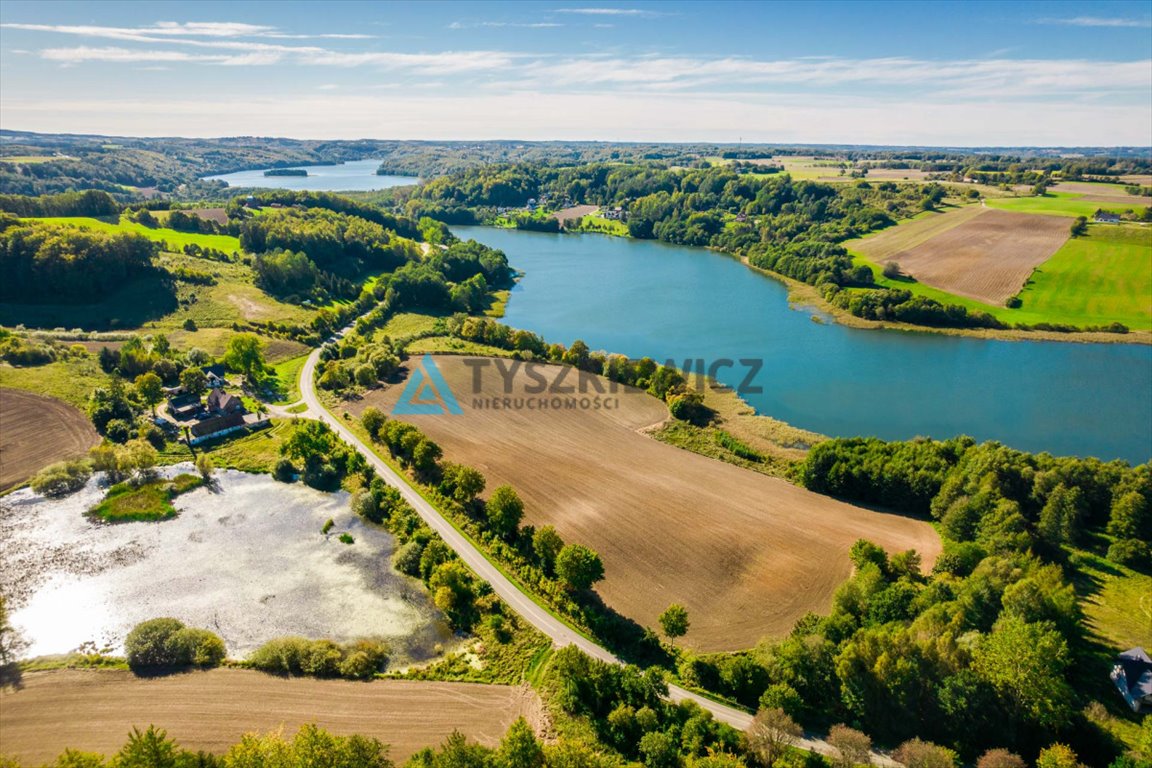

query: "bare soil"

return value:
[0, 669, 538, 764]
[0, 388, 99, 492]
[883, 209, 1070, 305]
[348, 357, 941, 651]
[552, 204, 599, 223]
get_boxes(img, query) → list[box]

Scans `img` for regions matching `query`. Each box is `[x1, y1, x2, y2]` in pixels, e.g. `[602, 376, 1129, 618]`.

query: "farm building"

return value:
[207, 389, 244, 415]
[202, 364, 228, 388]
[1095, 211, 1122, 224]
[1111, 647, 1152, 713]
[166, 393, 201, 420]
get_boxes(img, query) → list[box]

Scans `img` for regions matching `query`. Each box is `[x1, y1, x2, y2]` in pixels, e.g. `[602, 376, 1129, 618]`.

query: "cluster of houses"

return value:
[163, 364, 269, 445]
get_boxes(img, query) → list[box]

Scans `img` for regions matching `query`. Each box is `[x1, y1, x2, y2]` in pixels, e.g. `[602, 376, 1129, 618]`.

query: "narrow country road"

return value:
[297, 342, 897, 766]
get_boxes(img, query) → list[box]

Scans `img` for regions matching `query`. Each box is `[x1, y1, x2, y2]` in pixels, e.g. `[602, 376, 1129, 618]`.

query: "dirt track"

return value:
[0, 388, 99, 492]
[349, 357, 940, 651]
[0, 669, 539, 764]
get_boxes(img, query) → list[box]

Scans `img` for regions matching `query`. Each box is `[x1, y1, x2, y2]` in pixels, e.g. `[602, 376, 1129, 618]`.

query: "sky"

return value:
[1, 0, 1150, 146]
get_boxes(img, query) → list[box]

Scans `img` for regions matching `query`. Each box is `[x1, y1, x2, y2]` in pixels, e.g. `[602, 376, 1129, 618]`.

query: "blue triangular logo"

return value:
[393, 354, 463, 415]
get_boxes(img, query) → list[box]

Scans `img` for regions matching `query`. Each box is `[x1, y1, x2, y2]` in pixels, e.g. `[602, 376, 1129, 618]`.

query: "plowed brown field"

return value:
[0, 669, 539, 764]
[0, 388, 99, 492]
[885, 208, 1069, 305]
[347, 357, 941, 651]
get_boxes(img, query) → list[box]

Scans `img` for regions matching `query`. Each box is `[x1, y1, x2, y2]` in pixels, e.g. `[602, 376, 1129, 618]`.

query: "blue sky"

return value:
[1, 0, 1150, 146]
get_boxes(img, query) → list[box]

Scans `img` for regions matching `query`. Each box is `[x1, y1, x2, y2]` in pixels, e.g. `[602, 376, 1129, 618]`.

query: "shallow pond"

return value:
[0, 467, 452, 660]
[203, 159, 418, 192]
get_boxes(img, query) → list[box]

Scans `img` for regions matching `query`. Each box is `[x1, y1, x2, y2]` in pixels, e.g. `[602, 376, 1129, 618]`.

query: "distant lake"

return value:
[455, 226, 1152, 464]
[204, 159, 419, 192]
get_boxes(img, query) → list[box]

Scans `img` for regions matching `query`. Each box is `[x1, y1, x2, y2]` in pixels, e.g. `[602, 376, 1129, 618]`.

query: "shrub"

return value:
[322, 518, 335, 535]
[273, 458, 296, 483]
[183, 319, 198, 331]
[104, 418, 133, 444]
[393, 541, 424, 576]
[1108, 539, 1150, 569]
[248, 637, 387, 680]
[29, 460, 91, 497]
[167, 627, 227, 667]
[339, 533, 354, 545]
[124, 618, 226, 670]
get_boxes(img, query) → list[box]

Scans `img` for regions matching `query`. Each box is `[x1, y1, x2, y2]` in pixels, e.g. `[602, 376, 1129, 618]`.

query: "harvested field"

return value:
[0, 669, 539, 764]
[874, 208, 1070, 305]
[0, 388, 99, 492]
[348, 357, 941, 651]
[1050, 181, 1152, 203]
[848, 205, 986, 263]
[553, 204, 599, 223]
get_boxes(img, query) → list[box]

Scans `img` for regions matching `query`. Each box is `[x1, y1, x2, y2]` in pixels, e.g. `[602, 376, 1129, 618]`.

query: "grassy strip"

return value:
[90, 473, 203, 522]
[265, 354, 308, 405]
[0, 355, 111, 410]
[30, 214, 242, 253]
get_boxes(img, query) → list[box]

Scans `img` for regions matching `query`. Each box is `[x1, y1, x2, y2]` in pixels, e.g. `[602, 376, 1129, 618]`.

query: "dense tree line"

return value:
[0, 189, 121, 218]
[0, 215, 159, 303]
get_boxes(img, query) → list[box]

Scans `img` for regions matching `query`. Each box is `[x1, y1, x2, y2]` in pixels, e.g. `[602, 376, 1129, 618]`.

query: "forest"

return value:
[0, 215, 159, 303]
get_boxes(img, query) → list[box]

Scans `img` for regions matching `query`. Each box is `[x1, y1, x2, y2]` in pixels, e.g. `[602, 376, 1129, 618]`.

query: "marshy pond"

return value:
[0, 466, 453, 661]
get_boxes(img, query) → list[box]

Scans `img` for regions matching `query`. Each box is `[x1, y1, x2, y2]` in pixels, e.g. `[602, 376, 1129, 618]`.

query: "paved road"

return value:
[298, 343, 896, 765]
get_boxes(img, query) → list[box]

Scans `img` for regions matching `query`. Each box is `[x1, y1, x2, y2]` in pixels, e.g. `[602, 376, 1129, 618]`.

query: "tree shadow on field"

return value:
[0, 273, 178, 331]
[575, 590, 673, 669]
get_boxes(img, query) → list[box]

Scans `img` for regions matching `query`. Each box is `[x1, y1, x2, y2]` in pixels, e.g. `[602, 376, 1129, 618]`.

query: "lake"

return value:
[454, 226, 1152, 464]
[0, 466, 453, 660]
[204, 159, 419, 192]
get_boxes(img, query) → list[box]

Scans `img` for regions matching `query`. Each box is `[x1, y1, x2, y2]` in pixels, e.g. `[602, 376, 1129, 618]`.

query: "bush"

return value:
[248, 637, 388, 680]
[29, 460, 92, 497]
[273, 458, 296, 483]
[1108, 539, 1150, 569]
[393, 541, 425, 577]
[104, 418, 133, 444]
[124, 618, 226, 670]
[167, 627, 227, 667]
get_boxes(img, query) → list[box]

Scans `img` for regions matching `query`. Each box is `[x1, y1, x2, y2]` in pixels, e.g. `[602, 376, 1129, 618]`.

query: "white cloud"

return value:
[449, 21, 564, 29]
[554, 8, 664, 16]
[1036, 16, 1152, 28]
[0, 21, 374, 42]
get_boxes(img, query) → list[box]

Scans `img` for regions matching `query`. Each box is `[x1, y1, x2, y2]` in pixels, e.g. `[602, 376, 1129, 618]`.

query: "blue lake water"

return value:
[204, 159, 418, 192]
[454, 226, 1152, 464]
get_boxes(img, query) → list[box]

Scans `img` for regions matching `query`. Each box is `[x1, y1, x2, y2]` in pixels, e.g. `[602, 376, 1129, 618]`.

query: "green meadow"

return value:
[30, 214, 242, 253]
[985, 191, 1147, 218]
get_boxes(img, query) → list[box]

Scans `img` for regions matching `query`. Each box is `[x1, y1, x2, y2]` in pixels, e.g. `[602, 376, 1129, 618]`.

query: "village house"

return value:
[603, 206, 627, 221]
[166, 392, 202, 421]
[203, 364, 228, 389]
[1094, 211, 1122, 224]
[207, 388, 244, 416]
[1112, 647, 1152, 713]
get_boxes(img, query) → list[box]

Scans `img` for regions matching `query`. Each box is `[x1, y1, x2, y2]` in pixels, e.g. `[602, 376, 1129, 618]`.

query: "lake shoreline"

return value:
[458, 225, 1151, 462]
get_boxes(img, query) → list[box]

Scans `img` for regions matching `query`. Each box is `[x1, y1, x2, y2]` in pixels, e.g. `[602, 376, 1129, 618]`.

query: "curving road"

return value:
[298, 341, 896, 765]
